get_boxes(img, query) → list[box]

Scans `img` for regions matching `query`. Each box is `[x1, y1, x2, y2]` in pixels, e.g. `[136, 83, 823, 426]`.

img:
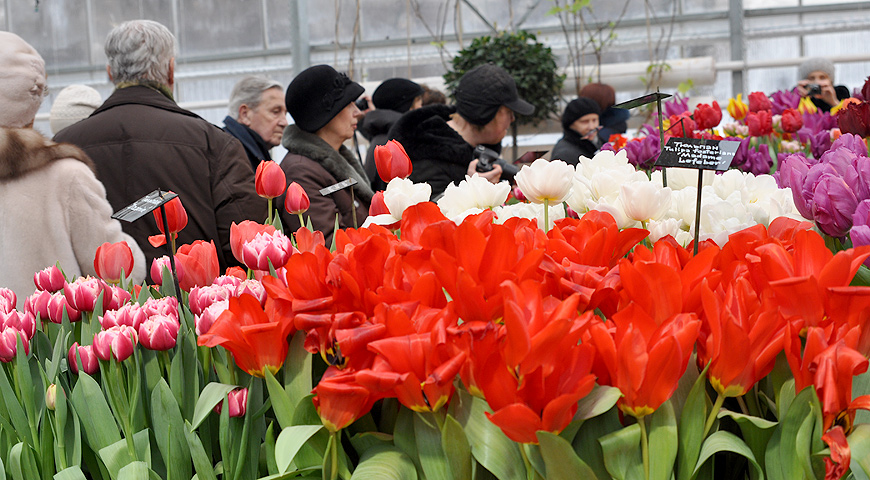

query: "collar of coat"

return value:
[0, 127, 94, 181]
[93, 85, 202, 121]
[281, 125, 374, 203]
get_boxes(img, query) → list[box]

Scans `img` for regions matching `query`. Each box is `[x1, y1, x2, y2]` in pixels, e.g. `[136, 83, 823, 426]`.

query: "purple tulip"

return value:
[624, 135, 660, 170]
[769, 89, 801, 115]
[810, 130, 833, 160]
[779, 154, 813, 218]
[664, 94, 689, 118]
[812, 174, 858, 238]
[819, 146, 859, 178]
[831, 133, 868, 157]
[742, 144, 773, 176]
[853, 158, 870, 202]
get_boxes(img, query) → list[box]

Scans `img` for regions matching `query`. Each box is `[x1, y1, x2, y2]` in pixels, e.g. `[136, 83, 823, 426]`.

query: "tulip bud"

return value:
[63, 276, 109, 313]
[100, 303, 147, 330]
[150, 256, 185, 287]
[236, 280, 266, 306]
[0, 327, 29, 362]
[255, 160, 287, 199]
[94, 241, 134, 285]
[374, 139, 413, 182]
[0, 310, 36, 340]
[138, 315, 180, 351]
[45, 384, 57, 411]
[195, 299, 229, 336]
[48, 292, 81, 323]
[241, 231, 293, 271]
[284, 182, 310, 215]
[93, 325, 138, 362]
[33, 265, 66, 293]
[224, 267, 247, 281]
[0, 288, 16, 313]
[104, 286, 132, 311]
[24, 290, 52, 322]
[68, 342, 99, 375]
[143, 296, 180, 322]
[368, 191, 389, 216]
[213, 388, 248, 417]
[149, 195, 188, 248]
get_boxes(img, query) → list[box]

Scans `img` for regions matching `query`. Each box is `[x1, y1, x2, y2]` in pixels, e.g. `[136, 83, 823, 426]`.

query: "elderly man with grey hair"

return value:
[223, 75, 288, 171]
[54, 19, 266, 272]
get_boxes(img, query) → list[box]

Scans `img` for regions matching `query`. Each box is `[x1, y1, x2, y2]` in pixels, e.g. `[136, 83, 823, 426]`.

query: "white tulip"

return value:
[437, 174, 510, 219]
[514, 158, 575, 204]
[362, 177, 431, 227]
[493, 202, 565, 230]
[619, 181, 672, 223]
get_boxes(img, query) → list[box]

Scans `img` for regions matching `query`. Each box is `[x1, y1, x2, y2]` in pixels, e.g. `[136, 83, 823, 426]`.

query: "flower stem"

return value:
[297, 213, 305, 230]
[543, 198, 550, 232]
[703, 393, 726, 438]
[266, 198, 273, 224]
[518, 443, 534, 480]
[638, 415, 650, 480]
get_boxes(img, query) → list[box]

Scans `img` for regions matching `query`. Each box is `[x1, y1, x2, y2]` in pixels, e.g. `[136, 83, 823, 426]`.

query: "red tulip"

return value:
[693, 101, 722, 130]
[812, 340, 870, 433]
[838, 101, 870, 138]
[780, 108, 803, 134]
[284, 182, 310, 215]
[68, 342, 99, 375]
[149, 195, 188, 248]
[0, 288, 15, 313]
[0, 327, 29, 362]
[94, 241, 134, 284]
[254, 160, 287, 199]
[150, 255, 185, 287]
[822, 426, 850, 480]
[374, 139, 413, 182]
[33, 265, 65, 292]
[312, 369, 383, 432]
[368, 191, 389, 217]
[213, 388, 248, 417]
[746, 110, 773, 137]
[175, 240, 220, 292]
[197, 294, 296, 377]
[224, 266, 247, 281]
[138, 314, 180, 351]
[93, 325, 138, 362]
[230, 221, 277, 265]
[748, 91, 772, 112]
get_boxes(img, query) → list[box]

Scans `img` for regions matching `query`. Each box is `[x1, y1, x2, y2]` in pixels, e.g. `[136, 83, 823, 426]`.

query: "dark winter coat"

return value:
[360, 109, 403, 191]
[278, 125, 372, 247]
[551, 128, 600, 166]
[223, 115, 274, 172]
[53, 85, 266, 271]
[387, 104, 475, 200]
[598, 106, 631, 144]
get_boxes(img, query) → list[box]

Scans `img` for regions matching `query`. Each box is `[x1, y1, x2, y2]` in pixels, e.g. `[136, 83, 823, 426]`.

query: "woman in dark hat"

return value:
[550, 97, 602, 166]
[279, 64, 373, 246]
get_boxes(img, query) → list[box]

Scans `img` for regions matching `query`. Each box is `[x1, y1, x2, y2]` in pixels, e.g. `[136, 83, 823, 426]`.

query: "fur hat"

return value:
[454, 63, 534, 126]
[0, 31, 47, 128]
[561, 97, 601, 131]
[50, 85, 102, 134]
[798, 57, 835, 82]
[285, 65, 364, 133]
[372, 78, 423, 113]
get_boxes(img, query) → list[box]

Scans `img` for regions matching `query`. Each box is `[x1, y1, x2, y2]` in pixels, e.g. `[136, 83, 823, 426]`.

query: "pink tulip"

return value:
[241, 231, 293, 271]
[142, 297, 179, 322]
[213, 275, 244, 289]
[93, 241, 135, 284]
[138, 314, 180, 351]
[195, 299, 229, 336]
[33, 265, 65, 293]
[213, 388, 248, 417]
[100, 303, 147, 330]
[374, 139, 413, 182]
[24, 290, 52, 322]
[0, 288, 16, 313]
[68, 342, 99, 375]
[150, 256, 185, 287]
[188, 284, 234, 316]
[0, 310, 35, 340]
[104, 286, 132, 311]
[48, 292, 81, 323]
[0, 327, 29, 362]
[255, 160, 287, 199]
[284, 182, 310, 215]
[236, 280, 266, 306]
[63, 277, 109, 313]
[93, 325, 138, 362]
[369, 191, 389, 217]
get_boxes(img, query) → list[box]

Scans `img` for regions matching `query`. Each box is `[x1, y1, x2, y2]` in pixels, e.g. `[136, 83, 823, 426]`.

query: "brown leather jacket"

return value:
[54, 85, 266, 271]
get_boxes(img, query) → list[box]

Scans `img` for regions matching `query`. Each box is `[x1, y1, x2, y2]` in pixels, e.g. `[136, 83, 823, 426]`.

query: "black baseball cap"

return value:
[454, 63, 535, 126]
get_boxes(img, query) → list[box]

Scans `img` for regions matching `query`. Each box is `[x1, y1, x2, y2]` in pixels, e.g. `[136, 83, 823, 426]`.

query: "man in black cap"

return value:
[551, 97, 602, 165]
[388, 63, 535, 199]
[358, 78, 424, 190]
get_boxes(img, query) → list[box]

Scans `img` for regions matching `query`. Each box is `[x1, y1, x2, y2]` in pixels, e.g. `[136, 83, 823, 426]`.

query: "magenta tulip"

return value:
[33, 265, 65, 293]
[63, 277, 109, 313]
[0, 327, 29, 362]
[0, 288, 15, 313]
[138, 315, 180, 351]
[241, 231, 293, 271]
[213, 388, 248, 417]
[68, 342, 99, 375]
[100, 303, 147, 330]
[93, 325, 138, 362]
[48, 292, 81, 323]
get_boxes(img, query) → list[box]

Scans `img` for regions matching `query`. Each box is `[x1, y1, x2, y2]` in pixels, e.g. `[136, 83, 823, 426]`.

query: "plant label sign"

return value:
[112, 190, 178, 223]
[319, 178, 358, 196]
[655, 137, 739, 171]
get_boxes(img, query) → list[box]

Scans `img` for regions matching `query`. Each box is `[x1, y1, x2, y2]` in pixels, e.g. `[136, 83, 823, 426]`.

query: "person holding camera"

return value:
[550, 97, 602, 166]
[795, 57, 850, 113]
[387, 63, 534, 200]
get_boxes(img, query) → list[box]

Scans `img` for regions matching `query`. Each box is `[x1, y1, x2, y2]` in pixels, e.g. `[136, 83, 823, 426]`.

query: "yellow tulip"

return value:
[727, 94, 748, 120]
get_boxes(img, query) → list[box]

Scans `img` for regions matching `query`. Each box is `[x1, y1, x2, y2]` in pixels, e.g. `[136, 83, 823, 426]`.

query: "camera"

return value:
[474, 145, 498, 172]
[355, 97, 369, 111]
[807, 84, 822, 95]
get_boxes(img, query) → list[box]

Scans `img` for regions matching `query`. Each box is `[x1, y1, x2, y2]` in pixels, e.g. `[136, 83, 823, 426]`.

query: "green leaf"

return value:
[441, 414, 472, 480]
[413, 411, 452, 480]
[151, 378, 193, 480]
[392, 407, 420, 475]
[599, 423, 644, 480]
[448, 389, 525, 480]
[275, 425, 323, 473]
[717, 408, 777, 473]
[575, 385, 621, 422]
[53, 465, 87, 480]
[765, 386, 818, 480]
[184, 420, 219, 480]
[190, 382, 238, 431]
[692, 430, 762, 479]
[284, 331, 312, 408]
[649, 401, 677, 480]
[851, 264, 870, 286]
[8, 442, 39, 480]
[676, 363, 710, 480]
[69, 373, 122, 452]
[97, 429, 151, 479]
[350, 432, 393, 458]
[538, 431, 598, 480]
[350, 446, 417, 480]
[572, 407, 622, 479]
[265, 369, 295, 429]
[847, 424, 870, 480]
[117, 461, 161, 480]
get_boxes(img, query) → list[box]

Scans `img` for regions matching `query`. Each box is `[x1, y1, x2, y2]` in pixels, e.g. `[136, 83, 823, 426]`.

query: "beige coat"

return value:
[0, 128, 146, 307]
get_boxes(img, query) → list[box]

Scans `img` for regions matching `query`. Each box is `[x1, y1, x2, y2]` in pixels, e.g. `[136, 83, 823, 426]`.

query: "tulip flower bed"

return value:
[3, 133, 870, 480]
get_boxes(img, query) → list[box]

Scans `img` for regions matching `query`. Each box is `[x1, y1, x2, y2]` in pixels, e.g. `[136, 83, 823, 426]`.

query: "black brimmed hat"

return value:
[454, 63, 535, 126]
[285, 65, 365, 133]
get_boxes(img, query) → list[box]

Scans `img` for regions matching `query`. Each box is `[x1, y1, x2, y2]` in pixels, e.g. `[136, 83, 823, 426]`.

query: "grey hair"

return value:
[105, 20, 176, 86]
[227, 75, 284, 119]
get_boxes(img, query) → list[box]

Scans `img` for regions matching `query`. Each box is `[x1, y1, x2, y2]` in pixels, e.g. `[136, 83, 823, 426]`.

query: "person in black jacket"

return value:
[388, 63, 534, 200]
[795, 57, 850, 113]
[223, 75, 288, 171]
[550, 97, 601, 166]
[359, 78, 423, 190]
[579, 82, 630, 144]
